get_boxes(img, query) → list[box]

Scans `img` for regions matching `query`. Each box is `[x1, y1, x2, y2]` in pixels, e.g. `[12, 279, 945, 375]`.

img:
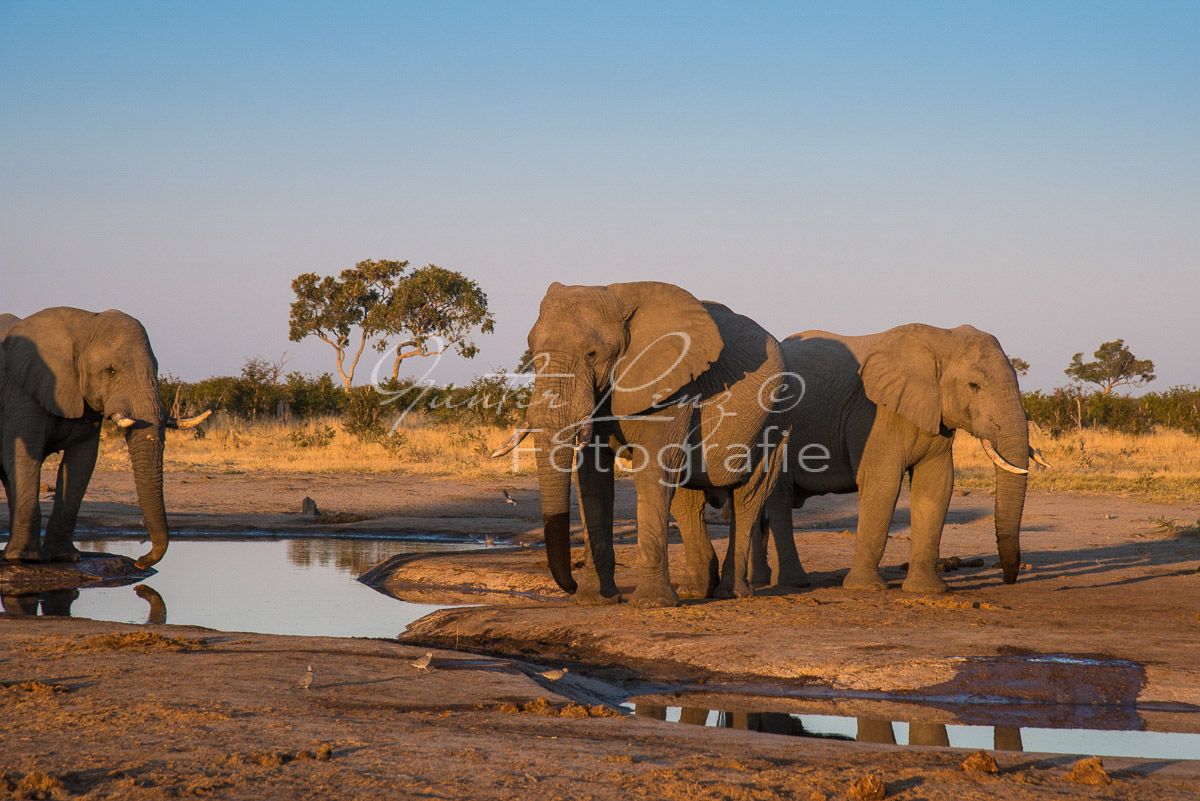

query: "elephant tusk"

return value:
[979, 438, 1029, 475]
[491, 428, 532, 458]
[112, 414, 136, 428]
[1029, 446, 1052, 469]
[166, 409, 212, 429]
[574, 419, 593, 451]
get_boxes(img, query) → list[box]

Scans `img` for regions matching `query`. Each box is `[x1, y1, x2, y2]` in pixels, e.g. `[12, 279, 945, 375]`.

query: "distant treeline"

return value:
[159, 371, 530, 430]
[160, 369, 1200, 437]
[1022, 386, 1200, 436]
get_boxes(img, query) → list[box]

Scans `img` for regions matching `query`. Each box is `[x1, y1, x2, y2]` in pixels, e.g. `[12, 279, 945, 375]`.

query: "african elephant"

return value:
[1, 307, 207, 568]
[495, 281, 789, 607]
[755, 324, 1045, 594]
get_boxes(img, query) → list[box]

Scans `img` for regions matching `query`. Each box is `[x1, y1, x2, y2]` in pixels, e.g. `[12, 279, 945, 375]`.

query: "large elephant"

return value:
[1, 307, 206, 568]
[498, 281, 790, 608]
[755, 324, 1045, 594]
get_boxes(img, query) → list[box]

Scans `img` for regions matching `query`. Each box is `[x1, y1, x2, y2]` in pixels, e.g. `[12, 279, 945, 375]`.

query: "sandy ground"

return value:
[2, 466, 1199, 799]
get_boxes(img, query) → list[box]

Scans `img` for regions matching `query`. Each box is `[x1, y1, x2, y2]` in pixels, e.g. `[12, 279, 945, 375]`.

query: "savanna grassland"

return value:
[86, 414, 1200, 506]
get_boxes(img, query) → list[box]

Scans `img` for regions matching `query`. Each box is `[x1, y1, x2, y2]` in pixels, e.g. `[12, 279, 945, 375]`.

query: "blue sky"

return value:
[2, 1, 1197, 392]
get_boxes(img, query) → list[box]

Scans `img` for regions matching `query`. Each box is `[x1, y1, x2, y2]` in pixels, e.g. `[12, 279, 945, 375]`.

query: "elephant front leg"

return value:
[670, 489, 718, 599]
[630, 471, 679, 609]
[902, 445, 954, 594]
[844, 454, 904, 591]
[573, 444, 621, 605]
[2, 436, 45, 562]
[42, 437, 99, 563]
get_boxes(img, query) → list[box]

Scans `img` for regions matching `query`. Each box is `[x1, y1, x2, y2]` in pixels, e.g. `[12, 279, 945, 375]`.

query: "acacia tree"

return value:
[288, 260, 407, 389]
[289, 259, 494, 388]
[1008, 356, 1030, 377]
[1064, 339, 1156, 395]
[374, 264, 495, 381]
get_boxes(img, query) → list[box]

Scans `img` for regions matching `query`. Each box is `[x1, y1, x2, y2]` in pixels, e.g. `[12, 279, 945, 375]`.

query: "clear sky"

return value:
[2, 1, 1197, 392]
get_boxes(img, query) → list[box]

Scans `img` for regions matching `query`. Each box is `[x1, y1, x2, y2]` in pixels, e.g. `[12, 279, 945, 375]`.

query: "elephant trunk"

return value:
[126, 423, 169, 569]
[992, 412, 1029, 584]
[530, 359, 594, 594]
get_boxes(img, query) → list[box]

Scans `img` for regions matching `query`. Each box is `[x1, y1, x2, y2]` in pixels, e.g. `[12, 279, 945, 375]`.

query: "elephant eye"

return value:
[968, 381, 981, 392]
[585, 349, 597, 360]
[107, 366, 117, 375]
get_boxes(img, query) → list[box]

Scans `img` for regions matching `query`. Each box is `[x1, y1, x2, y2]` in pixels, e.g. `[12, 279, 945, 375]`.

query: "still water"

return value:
[57, 535, 482, 638]
[625, 705, 1200, 761]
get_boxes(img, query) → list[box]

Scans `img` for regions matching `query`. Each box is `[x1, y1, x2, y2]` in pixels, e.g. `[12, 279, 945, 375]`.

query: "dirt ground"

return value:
[2, 467, 1199, 799]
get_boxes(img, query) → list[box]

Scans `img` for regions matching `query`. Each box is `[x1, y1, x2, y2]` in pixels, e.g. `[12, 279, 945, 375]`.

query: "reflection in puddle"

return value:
[1, 535, 482, 638]
[627, 704, 1200, 761]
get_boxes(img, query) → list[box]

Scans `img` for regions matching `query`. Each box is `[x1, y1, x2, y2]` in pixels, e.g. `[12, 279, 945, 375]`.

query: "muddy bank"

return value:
[374, 491, 1200, 720]
[3, 616, 1198, 801]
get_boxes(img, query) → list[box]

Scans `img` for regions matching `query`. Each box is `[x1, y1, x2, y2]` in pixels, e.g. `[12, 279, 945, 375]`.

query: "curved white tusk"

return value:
[979, 438, 1029, 475]
[1029, 446, 1052, 469]
[167, 409, 212, 429]
[112, 415, 136, 428]
[491, 428, 532, 458]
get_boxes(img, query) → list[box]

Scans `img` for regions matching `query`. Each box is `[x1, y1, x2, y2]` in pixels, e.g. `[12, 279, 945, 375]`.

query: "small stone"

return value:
[315, 743, 334, 761]
[302, 497, 319, 516]
[961, 750, 999, 773]
[1067, 756, 1112, 785]
[849, 774, 887, 800]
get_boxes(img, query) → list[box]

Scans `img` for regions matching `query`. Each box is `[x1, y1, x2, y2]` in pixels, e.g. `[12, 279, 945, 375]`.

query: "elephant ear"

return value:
[859, 337, 942, 435]
[607, 282, 723, 416]
[3, 311, 86, 419]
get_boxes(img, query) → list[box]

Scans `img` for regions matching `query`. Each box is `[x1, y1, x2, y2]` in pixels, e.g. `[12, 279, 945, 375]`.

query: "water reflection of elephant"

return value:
[857, 718, 1023, 751]
[0, 583, 166, 624]
[1, 588, 79, 616]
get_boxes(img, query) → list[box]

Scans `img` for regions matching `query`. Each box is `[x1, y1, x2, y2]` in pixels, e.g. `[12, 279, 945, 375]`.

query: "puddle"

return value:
[623, 703, 1200, 761]
[2, 534, 485, 638]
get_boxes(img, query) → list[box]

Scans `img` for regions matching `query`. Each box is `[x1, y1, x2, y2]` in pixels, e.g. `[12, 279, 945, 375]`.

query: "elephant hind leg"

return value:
[671, 488, 718, 599]
[3, 437, 44, 562]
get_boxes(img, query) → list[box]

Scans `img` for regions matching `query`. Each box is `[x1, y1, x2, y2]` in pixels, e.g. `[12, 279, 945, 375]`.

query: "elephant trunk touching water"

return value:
[990, 399, 1029, 584]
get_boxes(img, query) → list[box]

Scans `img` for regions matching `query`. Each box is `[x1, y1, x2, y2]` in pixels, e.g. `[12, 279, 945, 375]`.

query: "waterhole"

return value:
[2, 533, 486, 638]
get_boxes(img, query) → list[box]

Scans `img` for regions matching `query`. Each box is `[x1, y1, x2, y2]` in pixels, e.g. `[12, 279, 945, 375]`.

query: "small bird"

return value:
[411, 652, 433, 671]
[484, 535, 496, 546]
[538, 667, 568, 681]
[298, 664, 313, 690]
[502, 489, 517, 505]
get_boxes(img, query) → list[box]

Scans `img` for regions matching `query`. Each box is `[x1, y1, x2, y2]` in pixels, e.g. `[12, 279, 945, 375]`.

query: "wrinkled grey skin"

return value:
[756, 324, 1030, 594]
[524, 281, 789, 608]
[1, 307, 170, 568]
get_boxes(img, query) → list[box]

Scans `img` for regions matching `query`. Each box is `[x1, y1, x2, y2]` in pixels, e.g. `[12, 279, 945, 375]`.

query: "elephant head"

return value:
[4, 308, 173, 568]
[525, 282, 724, 593]
[858, 324, 1031, 584]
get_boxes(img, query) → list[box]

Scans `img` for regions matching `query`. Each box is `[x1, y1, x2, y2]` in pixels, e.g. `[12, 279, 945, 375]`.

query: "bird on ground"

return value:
[298, 665, 314, 690]
[502, 489, 517, 505]
[538, 667, 568, 681]
[411, 652, 434, 671]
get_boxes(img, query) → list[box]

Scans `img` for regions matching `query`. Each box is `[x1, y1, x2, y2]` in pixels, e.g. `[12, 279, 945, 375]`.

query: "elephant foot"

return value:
[676, 571, 717, 600]
[573, 586, 622, 606]
[40, 542, 82, 563]
[630, 582, 679, 609]
[775, 563, 811, 588]
[714, 579, 754, 600]
[842, 566, 888, 591]
[4, 545, 42, 563]
[901, 571, 949, 594]
[749, 565, 772, 586]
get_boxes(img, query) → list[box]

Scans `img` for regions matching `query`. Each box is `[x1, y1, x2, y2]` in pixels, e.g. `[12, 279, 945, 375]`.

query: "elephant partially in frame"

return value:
[747, 323, 1047, 594]
[1, 307, 208, 568]
[494, 281, 790, 607]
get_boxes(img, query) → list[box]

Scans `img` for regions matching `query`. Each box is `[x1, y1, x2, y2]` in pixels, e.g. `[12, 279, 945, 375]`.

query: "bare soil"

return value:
[2, 466, 1199, 799]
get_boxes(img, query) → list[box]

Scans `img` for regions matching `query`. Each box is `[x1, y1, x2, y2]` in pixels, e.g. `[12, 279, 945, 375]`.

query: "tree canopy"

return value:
[1064, 339, 1156, 395]
[288, 260, 493, 388]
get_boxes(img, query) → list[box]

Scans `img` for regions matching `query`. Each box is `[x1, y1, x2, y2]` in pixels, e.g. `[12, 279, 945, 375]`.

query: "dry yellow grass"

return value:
[953, 427, 1200, 503]
[93, 414, 536, 480]
[84, 415, 1200, 501]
